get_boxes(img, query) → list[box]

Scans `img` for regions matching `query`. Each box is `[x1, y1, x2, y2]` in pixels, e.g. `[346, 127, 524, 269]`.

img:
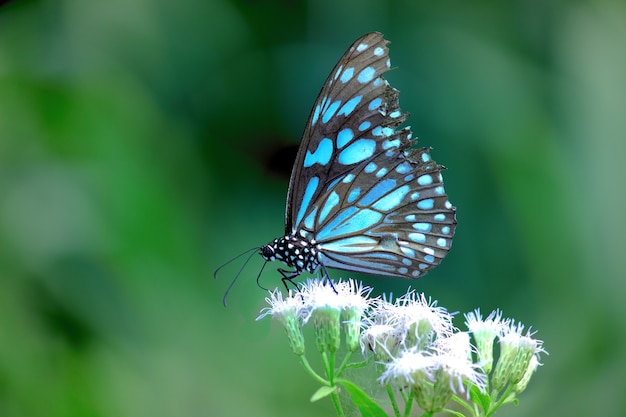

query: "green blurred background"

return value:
[1, 0, 625, 416]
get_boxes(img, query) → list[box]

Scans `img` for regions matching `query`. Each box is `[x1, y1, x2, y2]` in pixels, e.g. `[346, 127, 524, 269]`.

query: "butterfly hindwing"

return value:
[303, 146, 456, 278]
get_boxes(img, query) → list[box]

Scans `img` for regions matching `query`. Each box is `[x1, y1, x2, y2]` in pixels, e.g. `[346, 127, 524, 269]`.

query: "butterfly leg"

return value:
[278, 268, 301, 292]
[319, 265, 338, 293]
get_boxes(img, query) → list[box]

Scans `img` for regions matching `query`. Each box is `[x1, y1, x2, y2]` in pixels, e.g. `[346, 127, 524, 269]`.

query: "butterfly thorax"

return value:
[260, 235, 321, 274]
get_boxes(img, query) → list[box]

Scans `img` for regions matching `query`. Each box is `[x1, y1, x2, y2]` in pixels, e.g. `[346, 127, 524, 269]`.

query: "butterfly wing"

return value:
[302, 147, 456, 278]
[285, 32, 402, 234]
[286, 32, 456, 278]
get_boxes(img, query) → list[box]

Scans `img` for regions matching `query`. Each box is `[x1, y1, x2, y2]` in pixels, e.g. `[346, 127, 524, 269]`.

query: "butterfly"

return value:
[220, 32, 456, 299]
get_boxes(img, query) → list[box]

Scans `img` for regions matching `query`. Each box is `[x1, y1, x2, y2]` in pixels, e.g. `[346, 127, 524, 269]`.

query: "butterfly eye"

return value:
[261, 245, 275, 260]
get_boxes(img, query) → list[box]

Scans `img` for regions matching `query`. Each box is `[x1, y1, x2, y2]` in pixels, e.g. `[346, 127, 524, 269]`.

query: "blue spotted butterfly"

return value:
[222, 32, 456, 297]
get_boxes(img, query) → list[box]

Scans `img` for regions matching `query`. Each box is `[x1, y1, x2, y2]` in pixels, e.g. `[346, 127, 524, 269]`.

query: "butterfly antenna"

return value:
[218, 247, 259, 307]
[214, 247, 258, 280]
[255, 261, 269, 291]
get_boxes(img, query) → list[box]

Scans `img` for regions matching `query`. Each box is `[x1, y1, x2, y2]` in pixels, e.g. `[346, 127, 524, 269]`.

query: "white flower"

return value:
[392, 289, 455, 349]
[256, 288, 304, 322]
[464, 309, 506, 373]
[492, 319, 546, 390]
[257, 288, 306, 355]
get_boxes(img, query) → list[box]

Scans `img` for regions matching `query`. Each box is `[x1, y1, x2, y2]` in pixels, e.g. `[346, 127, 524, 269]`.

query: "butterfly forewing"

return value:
[285, 33, 403, 235]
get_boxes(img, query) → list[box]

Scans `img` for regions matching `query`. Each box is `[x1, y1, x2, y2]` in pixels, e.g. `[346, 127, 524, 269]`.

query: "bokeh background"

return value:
[1, 0, 625, 416]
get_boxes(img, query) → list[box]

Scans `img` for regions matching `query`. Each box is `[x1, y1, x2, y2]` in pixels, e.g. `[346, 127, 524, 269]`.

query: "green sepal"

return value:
[310, 385, 337, 402]
[338, 379, 390, 417]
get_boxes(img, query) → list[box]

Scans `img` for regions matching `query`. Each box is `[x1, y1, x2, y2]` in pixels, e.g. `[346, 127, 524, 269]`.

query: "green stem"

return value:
[486, 385, 516, 417]
[328, 351, 336, 383]
[299, 356, 329, 386]
[403, 389, 414, 417]
[320, 351, 345, 416]
[385, 385, 402, 417]
[335, 350, 354, 378]
[330, 390, 345, 417]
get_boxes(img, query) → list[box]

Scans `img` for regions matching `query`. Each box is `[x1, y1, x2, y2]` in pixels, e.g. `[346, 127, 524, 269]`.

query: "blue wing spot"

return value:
[404, 174, 415, 181]
[413, 223, 432, 232]
[338, 96, 362, 117]
[382, 127, 394, 136]
[390, 110, 401, 118]
[373, 78, 382, 87]
[386, 58, 391, 68]
[372, 185, 410, 211]
[317, 208, 382, 240]
[323, 100, 342, 123]
[408, 233, 426, 243]
[365, 162, 377, 173]
[364, 253, 398, 261]
[320, 236, 377, 253]
[418, 263, 428, 270]
[357, 66, 376, 84]
[445, 200, 453, 209]
[437, 238, 447, 247]
[434, 213, 446, 221]
[338, 139, 376, 165]
[374, 47, 384, 56]
[417, 175, 433, 186]
[398, 267, 408, 274]
[405, 214, 416, 222]
[372, 127, 383, 136]
[376, 168, 388, 178]
[383, 139, 400, 149]
[320, 96, 329, 111]
[312, 104, 321, 126]
[424, 247, 435, 256]
[359, 178, 397, 205]
[326, 176, 342, 191]
[337, 128, 354, 148]
[442, 226, 451, 235]
[340, 67, 355, 83]
[435, 186, 445, 195]
[410, 192, 420, 200]
[412, 270, 422, 277]
[424, 255, 435, 263]
[417, 199, 434, 210]
[401, 246, 416, 258]
[342, 173, 355, 183]
[295, 176, 319, 228]
[396, 163, 411, 174]
[402, 258, 412, 266]
[304, 138, 333, 167]
[303, 206, 318, 230]
[422, 153, 431, 163]
[368, 98, 382, 111]
[347, 187, 361, 203]
[357, 43, 369, 52]
[333, 65, 343, 80]
[359, 121, 371, 131]
[319, 191, 340, 224]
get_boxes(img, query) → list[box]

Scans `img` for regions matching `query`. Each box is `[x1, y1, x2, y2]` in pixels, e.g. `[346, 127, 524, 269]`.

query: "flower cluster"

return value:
[258, 279, 546, 417]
